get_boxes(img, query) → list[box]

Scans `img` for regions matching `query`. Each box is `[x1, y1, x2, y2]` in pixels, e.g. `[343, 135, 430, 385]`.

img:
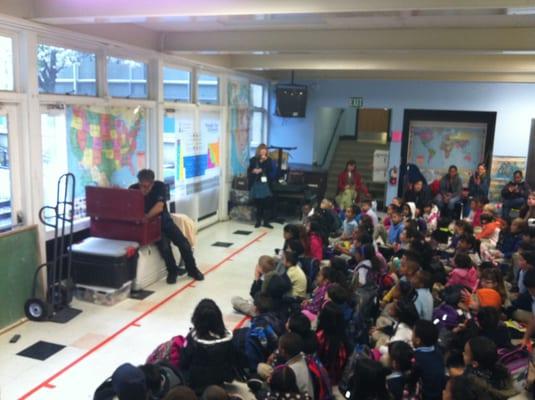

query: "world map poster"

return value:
[407, 121, 486, 184]
[228, 80, 250, 177]
[66, 105, 147, 200]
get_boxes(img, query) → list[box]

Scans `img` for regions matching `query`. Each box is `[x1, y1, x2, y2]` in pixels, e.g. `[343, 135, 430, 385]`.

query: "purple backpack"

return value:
[432, 304, 461, 330]
[498, 346, 529, 392]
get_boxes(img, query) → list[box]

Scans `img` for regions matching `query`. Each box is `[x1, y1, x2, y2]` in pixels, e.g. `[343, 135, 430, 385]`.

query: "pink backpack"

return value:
[146, 335, 186, 369]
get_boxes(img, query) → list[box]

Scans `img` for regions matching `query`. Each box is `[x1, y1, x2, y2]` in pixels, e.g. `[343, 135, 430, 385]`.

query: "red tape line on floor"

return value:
[19, 231, 267, 400]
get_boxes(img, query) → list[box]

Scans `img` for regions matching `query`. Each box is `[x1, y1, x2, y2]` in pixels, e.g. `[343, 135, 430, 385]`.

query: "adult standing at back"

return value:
[248, 143, 274, 228]
[434, 165, 463, 216]
[501, 170, 530, 218]
[468, 163, 490, 200]
[336, 160, 369, 210]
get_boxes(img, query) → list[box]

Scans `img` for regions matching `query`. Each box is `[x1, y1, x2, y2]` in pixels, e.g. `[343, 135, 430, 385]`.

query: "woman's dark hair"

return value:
[394, 298, 419, 328]
[355, 231, 373, 246]
[319, 266, 336, 283]
[270, 365, 300, 394]
[407, 242, 433, 271]
[448, 375, 492, 400]
[346, 160, 357, 169]
[477, 307, 500, 332]
[349, 358, 390, 400]
[317, 303, 348, 373]
[191, 299, 226, 339]
[358, 215, 374, 237]
[521, 251, 535, 267]
[287, 312, 317, 355]
[327, 283, 350, 304]
[453, 253, 472, 270]
[388, 341, 414, 372]
[283, 224, 301, 240]
[454, 220, 474, 236]
[468, 336, 510, 389]
[309, 216, 329, 246]
[286, 239, 305, 257]
[329, 258, 350, 288]
[138, 364, 161, 394]
[397, 280, 417, 303]
[448, 165, 458, 172]
[480, 213, 495, 224]
[358, 243, 382, 276]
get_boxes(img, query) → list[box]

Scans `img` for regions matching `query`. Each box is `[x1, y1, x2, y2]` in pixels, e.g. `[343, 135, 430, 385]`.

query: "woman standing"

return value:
[336, 160, 369, 210]
[248, 143, 274, 228]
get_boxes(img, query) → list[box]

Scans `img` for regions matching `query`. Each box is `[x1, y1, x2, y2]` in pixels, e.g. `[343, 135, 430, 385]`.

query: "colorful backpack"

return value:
[146, 335, 186, 369]
[305, 354, 334, 400]
[498, 346, 530, 392]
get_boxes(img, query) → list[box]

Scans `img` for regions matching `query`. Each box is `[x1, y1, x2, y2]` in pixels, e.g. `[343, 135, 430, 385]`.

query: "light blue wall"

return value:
[269, 80, 535, 202]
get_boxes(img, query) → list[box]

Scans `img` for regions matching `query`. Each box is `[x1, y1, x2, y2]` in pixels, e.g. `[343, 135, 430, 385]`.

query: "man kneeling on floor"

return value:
[130, 169, 204, 283]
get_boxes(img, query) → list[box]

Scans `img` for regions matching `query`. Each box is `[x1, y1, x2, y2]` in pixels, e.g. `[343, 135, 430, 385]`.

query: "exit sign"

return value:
[350, 97, 363, 108]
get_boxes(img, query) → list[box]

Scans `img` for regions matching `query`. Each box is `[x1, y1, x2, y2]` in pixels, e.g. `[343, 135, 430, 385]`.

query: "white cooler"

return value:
[133, 243, 181, 290]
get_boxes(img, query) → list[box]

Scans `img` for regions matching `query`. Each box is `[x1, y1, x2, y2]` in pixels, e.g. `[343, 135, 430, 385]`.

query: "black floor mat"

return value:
[17, 341, 65, 361]
[233, 230, 252, 235]
[212, 241, 233, 247]
[130, 290, 154, 300]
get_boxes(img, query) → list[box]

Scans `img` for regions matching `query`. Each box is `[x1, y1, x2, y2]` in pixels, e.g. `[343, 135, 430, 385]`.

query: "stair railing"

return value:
[316, 109, 345, 168]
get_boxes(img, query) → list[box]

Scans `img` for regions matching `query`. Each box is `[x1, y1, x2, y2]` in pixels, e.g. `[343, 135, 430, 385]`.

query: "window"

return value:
[37, 44, 96, 96]
[0, 35, 14, 91]
[163, 66, 191, 102]
[0, 114, 11, 230]
[107, 56, 148, 98]
[197, 73, 219, 104]
[41, 105, 147, 220]
[250, 83, 264, 108]
[249, 83, 267, 149]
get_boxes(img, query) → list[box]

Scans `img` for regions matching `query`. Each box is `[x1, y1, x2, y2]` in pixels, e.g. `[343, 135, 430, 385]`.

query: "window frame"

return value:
[0, 30, 17, 93]
[249, 82, 268, 150]
[196, 71, 221, 105]
[162, 63, 193, 103]
[106, 54, 150, 100]
[36, 39, 99, 97]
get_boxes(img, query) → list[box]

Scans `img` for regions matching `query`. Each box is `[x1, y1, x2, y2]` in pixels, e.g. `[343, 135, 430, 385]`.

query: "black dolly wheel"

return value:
[24, 298, 48, 321]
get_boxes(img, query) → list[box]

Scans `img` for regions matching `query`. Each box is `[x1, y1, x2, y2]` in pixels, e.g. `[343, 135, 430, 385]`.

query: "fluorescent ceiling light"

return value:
[507, 8, 535, 15]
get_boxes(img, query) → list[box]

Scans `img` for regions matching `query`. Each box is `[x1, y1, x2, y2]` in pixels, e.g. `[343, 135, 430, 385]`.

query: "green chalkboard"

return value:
[0, 226, 39, 330]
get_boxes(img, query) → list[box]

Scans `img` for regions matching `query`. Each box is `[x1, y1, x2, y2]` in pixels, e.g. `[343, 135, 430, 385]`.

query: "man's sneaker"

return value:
[189, 270, 205, 281]
[263, 222, 274, 229]
[176, 266, 187, 276]
[166, 272, 177, 284]
[255, 221, 261, 228]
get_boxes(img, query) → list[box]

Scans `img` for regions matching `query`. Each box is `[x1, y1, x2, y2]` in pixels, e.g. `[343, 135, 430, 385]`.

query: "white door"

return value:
[163, 106, 223, 223]
[0, 105, 23, 231]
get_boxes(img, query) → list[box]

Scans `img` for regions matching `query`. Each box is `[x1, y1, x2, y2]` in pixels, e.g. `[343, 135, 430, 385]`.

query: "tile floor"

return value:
[0, 220, 280, 400]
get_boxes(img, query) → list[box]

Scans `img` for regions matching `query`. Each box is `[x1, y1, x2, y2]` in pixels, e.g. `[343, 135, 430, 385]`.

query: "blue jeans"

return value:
[501, 197, 526, 218]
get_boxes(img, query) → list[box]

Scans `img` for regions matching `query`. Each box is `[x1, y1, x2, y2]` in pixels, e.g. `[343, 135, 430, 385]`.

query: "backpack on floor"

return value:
[305, 354, 334, 400]
[152, 361, 185, 399]
[146, 335, 186, 369]
[338, 344, 371, 396]
[498, 346, 530, 392]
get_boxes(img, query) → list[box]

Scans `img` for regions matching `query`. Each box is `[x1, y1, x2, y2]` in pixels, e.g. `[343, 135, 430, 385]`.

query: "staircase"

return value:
[324, 139, 388, 208]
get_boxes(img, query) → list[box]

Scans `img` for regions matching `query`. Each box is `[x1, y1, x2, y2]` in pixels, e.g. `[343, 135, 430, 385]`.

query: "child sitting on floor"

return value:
[447, 253, 478, 291]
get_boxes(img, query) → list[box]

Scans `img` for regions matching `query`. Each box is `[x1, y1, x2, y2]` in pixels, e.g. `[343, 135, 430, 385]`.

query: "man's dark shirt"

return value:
[129, 181, 168, 215]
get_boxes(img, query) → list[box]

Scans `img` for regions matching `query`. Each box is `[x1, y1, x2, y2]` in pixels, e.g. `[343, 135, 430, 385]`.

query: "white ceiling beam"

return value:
[31, 0, 535, 23]
[230, 53, 535, 73]
[265, 69, 535, 83]
[163, 27, 535, 53]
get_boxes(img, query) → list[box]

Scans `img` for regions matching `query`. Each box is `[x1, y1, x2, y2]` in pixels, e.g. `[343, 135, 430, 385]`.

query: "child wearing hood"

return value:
[447, 253, 478, 291]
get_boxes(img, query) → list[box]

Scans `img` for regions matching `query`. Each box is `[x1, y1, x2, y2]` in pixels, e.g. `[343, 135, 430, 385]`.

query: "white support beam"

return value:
[230, 53, 535, 73]
[265, 69, 535, 83]
[163, 27, 535, 53]
[30, 0, 535, 23]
